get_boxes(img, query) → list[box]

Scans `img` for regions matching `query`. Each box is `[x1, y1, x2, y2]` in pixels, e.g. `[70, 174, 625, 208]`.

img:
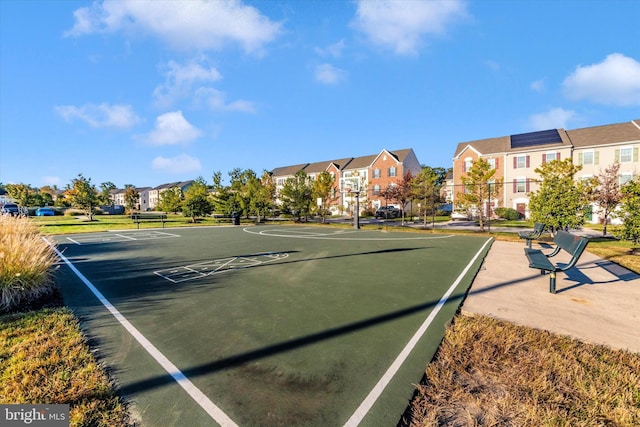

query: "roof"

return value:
[342, 154, 377, 170]
[303, 157, 353, 174]
[453, 119, 640, 158]
[566, 119, 640, 148]
[270, 163, 309, 177]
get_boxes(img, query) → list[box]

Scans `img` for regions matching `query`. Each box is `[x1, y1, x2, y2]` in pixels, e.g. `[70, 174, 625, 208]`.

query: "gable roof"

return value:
[303, 157, 353, 174]
[454, 136, 510, 158]
[566, 119, 640, 148]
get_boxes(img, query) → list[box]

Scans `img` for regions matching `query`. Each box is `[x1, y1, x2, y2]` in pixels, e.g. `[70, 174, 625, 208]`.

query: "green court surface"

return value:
[50, 225, 492, 427]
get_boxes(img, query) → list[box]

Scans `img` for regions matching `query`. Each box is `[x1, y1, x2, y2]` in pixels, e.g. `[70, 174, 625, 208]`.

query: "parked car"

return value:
[451, 211, 470, 221]
[35, 207, 55, 216]
[1, 203, 20, 216]
[375, 205, 400, 219]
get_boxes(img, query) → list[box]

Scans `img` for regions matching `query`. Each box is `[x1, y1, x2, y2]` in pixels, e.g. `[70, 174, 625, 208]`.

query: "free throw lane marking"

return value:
[343, 237, 494, 427]
[45, 238, 239, 427]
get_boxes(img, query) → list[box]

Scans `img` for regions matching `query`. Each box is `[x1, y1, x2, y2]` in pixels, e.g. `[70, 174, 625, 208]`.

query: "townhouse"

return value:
[452, 119, 640, 222]
[108, 180, 194, 212]
[270, 148, 422, 215]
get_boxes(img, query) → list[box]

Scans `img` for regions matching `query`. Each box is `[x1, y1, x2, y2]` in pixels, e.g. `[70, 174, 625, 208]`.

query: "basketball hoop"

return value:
[339, 177, 359, 194]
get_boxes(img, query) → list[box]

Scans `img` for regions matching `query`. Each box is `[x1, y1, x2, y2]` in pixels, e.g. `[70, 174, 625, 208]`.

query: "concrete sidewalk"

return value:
[461, 239, 640, 354]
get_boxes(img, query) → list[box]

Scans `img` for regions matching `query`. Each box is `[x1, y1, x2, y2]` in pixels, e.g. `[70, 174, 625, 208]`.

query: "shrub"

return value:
[0, 215, 58, 313]
[495, 207, 521, 220]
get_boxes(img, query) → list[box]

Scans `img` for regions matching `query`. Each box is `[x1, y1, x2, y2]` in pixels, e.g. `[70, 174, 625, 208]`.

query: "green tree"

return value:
[412, 167, 440, 227]
[456, 158, 500, 231]
[98, 182, 116, 206]
[248, 170, 275, 222]
[38, 185, 57, 207]
[182, 177, 212, 223]
[65, 174, 99, 220]
[587, 162, 622, 236]
[529, 159, 589, 233]
[616, 177, 640, 249]
[210, 171, 235, 216]
[311, 171, 336, 223]
[279, 170, 312, 221]
[158, 186, 183, 214]
[123, 185, 140, 213]
[5, 183, 37, 207]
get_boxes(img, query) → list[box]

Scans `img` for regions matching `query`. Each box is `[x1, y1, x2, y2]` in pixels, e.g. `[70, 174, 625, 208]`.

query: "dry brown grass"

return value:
[0, 215, 58, 312]
[0, 308, 130, 426]
[405, 315, 640, 427]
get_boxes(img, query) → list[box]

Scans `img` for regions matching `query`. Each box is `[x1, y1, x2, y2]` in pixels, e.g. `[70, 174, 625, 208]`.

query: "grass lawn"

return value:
[3, 216, 640, 426]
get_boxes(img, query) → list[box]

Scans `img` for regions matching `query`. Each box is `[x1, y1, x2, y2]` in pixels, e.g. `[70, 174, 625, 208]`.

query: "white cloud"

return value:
[194, 87, 256, 113]
[351, 0, 467, 55]
[65, 0, 282, 54]
[530, 79, 545, 92]
[315, 39, 346, 58]
[563, 53, 640, 106]
[141, 111, 202, 145]
[154, 59, 223, 108]
[151, 153, 202, 174]
[225, 99, 256, 113]
[315, 63, 347, 85]
[54, 103, 141, 129]
[528, 108, 576, 130]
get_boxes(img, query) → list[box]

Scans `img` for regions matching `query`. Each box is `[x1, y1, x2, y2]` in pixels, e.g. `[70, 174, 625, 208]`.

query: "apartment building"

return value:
[147, 180, 194, 210]
[452, 119, 640, 222]
[271, 148, 422, 214]
[108, 180, 194, 212]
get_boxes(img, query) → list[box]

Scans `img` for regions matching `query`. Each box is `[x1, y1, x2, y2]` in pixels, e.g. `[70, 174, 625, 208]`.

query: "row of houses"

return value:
[108, 118, 639, 220]
[270, 148, 422, 214]
[451, 119, 640, 223]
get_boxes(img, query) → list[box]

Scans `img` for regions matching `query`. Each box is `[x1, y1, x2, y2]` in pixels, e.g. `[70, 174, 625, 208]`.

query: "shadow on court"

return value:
[53, 227, 493, 427]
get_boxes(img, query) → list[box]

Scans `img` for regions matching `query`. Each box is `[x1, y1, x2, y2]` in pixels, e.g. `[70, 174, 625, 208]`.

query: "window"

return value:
[372, 185, 380, 195]
[543, 152, 558, 163]
[487, 158, 498, 169]
[464, 158, 473, 172]
[373, 168, 381, 178]
[619, 147, 633, 163]
[513, 177, 529, 193]
[619, 174, 633, 185]
[388, 167, 397, 177]
[277, 178, 284, 186]
[581, 151, 594, 165]
[513, 155, 529, 169]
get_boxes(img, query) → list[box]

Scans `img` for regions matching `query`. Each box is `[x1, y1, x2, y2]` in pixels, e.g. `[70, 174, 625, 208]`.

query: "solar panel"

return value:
[510, 129, 562, 148]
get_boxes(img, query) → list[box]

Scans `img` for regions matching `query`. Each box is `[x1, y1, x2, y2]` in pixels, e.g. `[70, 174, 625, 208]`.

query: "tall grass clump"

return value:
[405, 315, 640, 427]
[0, 215, 58, 312]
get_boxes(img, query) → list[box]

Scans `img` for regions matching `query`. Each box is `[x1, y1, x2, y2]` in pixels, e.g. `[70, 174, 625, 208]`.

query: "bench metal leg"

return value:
[549, 271, 556, 294]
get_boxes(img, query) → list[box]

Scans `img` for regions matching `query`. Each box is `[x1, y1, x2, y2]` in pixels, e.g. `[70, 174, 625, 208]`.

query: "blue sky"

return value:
[1, 0, 639, 189]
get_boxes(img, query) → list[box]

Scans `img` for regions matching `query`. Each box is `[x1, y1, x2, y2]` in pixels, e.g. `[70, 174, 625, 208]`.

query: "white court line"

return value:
[343, 237, 494, 427]
[244, 227, 454, 241]
[44, 238, 238, 427]
[113, 233, 137, 240]
[66, 237, 81, 245]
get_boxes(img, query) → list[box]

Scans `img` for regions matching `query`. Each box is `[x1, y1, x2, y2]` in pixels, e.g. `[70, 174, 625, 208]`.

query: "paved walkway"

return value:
[461, 239, 640, 354]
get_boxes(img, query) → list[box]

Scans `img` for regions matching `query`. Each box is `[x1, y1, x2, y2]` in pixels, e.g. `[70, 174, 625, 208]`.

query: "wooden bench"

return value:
[518, 222, 546, 248]
[130, 212, 167, 229]
[524, 230, 589, 294]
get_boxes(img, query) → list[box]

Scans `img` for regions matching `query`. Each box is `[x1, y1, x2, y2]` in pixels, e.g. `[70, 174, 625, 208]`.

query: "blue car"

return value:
[35, 207, 55, 216]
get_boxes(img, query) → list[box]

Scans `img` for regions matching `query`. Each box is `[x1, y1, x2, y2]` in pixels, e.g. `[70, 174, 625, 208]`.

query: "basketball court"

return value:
[48, 225, 492, 426]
